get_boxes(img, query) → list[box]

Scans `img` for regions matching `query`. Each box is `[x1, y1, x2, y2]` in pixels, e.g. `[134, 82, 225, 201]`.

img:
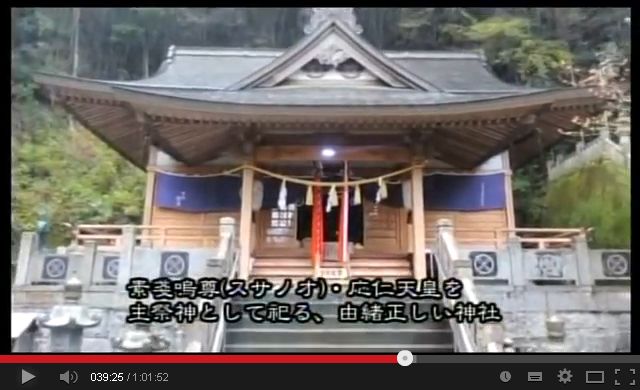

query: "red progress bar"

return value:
[2, 354, 396, 364]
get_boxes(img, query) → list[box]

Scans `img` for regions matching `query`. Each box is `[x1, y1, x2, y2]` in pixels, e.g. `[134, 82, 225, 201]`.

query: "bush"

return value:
[544, 158, 630, 248]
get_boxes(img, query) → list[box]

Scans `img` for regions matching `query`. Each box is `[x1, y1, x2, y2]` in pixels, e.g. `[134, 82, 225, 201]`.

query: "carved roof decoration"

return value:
[304, 8, 363, 35]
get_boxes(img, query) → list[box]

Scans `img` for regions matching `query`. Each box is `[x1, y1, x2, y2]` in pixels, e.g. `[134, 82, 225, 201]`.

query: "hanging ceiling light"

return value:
[321, 148, 336, 158]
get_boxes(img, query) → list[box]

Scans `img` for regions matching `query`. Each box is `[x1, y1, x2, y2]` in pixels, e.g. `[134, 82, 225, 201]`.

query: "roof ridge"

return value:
[226, 19, 442, 92]
[165, 45, 486, 61]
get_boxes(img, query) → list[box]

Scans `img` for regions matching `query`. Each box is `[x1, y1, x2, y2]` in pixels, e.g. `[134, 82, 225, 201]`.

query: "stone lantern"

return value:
[38, 275, 102, 352]
[503, 337, 516, 353]
[546, 314, 566, 341]
[111, 323, 170, 353]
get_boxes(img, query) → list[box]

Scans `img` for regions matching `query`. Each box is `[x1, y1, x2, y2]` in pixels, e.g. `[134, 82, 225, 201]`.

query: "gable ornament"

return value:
[304, 8, 363, 35]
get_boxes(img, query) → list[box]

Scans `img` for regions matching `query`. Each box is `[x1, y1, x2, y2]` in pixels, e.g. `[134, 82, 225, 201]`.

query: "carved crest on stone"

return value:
[315, 44, 350, 67]
[535, 252, 564, 278]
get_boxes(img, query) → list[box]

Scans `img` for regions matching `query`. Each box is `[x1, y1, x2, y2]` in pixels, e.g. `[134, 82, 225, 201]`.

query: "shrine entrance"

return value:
[254, 162, 408, 260]
[296, 192, 364, 245]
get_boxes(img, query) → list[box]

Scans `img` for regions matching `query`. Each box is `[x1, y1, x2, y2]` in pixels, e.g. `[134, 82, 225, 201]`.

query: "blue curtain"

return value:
[424, 173, 506, 210]
[155, 173, 241, 212]
[154, 172, 506, 212]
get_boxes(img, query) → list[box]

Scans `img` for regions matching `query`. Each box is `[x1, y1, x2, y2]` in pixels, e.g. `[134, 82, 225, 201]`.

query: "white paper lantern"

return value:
[402, 180, 412, 210]
[253, 180, 263, 211]
[239, 180, 263, 211]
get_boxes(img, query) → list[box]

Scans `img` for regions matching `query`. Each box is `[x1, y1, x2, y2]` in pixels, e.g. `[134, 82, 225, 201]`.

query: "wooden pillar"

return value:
[238, 166, 254, 280]
[502, 151, 516, 235]
[411, 164, 427, 279]
[142, 146, 158, 226]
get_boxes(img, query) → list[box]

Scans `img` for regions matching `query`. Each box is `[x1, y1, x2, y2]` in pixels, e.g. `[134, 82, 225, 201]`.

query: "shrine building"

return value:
[34, 9, 605, 284]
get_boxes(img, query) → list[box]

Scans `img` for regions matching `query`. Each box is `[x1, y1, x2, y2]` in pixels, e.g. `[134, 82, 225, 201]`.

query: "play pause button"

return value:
[21, 369, 36, 385]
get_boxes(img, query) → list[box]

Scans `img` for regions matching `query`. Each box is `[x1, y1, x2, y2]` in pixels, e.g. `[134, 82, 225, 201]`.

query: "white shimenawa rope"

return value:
[147, 164, 510, 186]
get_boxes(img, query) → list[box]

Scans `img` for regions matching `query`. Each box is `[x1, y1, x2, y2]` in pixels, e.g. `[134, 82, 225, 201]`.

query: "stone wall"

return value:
[458, 236, 631, 353]
[477, 286, 631, 352]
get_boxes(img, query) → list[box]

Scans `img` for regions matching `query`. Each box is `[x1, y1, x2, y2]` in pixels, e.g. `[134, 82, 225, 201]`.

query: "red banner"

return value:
[311, 177, 324, 269]
[338, 176, 350, 266]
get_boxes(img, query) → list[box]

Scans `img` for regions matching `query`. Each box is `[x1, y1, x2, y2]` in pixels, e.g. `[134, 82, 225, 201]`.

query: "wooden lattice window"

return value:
[264, 204, 297, 246]
[270, 205, 295, 228]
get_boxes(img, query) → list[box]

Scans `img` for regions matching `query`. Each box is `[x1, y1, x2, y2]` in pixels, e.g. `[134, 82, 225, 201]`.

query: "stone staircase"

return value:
[223, 294, 453, 353]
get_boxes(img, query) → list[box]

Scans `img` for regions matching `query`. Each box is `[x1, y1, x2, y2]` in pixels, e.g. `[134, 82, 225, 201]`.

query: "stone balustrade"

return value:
[11, 218, 237, 352]
[10, 215, 630, 352]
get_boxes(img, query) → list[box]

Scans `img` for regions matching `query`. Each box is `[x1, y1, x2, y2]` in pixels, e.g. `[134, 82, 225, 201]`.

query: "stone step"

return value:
[251, 267, 314, 277]
[224, 343, 454, 353]
[351, 268, 413, 277]
[253, 258, 411, 268]
[250, 267, 412, 278]
[226, 314, 448, 329]
[250, 277, 407, 286]
[225, 327, 453, 345]
[231, 294, 444, 303]
[229, 300, 445, 317]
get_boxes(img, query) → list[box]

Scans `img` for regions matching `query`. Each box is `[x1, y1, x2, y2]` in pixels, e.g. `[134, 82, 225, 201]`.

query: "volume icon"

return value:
[60, 370, 79, 384]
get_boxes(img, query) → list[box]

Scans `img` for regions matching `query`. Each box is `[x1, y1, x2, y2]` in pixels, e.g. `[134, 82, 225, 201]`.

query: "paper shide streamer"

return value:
[353, 185, 361, 205]
[278, 179, 288, 210]
[326, 185, 338, 212]
[305, 185, 313, 206]
[375, 177, 388, 204]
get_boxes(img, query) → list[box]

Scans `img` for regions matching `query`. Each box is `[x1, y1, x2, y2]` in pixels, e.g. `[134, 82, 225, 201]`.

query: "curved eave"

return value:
[34, 72, 606, 170]
[112, 85, 601, 116]
[34, 72, 602, 116]
[34, 73, 150, 169]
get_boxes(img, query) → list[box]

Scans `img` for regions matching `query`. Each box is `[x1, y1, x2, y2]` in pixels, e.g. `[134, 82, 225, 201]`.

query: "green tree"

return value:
[13, 124, 145, 246]
[545, 159, 630, 248]
[446, 16, 573, 86]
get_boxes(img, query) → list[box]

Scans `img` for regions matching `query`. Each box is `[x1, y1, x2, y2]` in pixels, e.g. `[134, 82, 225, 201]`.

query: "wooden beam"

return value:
[255, 145, 412, 163]
[260, 133, 409, 146]
[411, 163, 427, 280]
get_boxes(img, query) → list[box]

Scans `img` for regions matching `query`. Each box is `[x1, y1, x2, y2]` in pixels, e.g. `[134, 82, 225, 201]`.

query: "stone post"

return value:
[14, 232, 38, 286]
[117, 226, 136, 290]
[507, 236, 526, 288]
[38, 275, 102, 352]
[573, 233, 594, 289]
[173, 327, 185, 352]
[437, 219, 474, 287]
[80, 242, 97, 289]
[436, 218, 454, 236]
[216, 217, 236, 261]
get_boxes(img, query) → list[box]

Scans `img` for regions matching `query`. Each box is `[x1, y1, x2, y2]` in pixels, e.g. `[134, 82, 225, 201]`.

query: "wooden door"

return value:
[255, 206, 305, 256]
[362, 201, 407, 255]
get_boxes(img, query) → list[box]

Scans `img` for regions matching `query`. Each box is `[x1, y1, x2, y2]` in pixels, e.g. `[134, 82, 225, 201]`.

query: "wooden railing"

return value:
[73, 223, 237, 249]
[426, 227, 590, 249]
